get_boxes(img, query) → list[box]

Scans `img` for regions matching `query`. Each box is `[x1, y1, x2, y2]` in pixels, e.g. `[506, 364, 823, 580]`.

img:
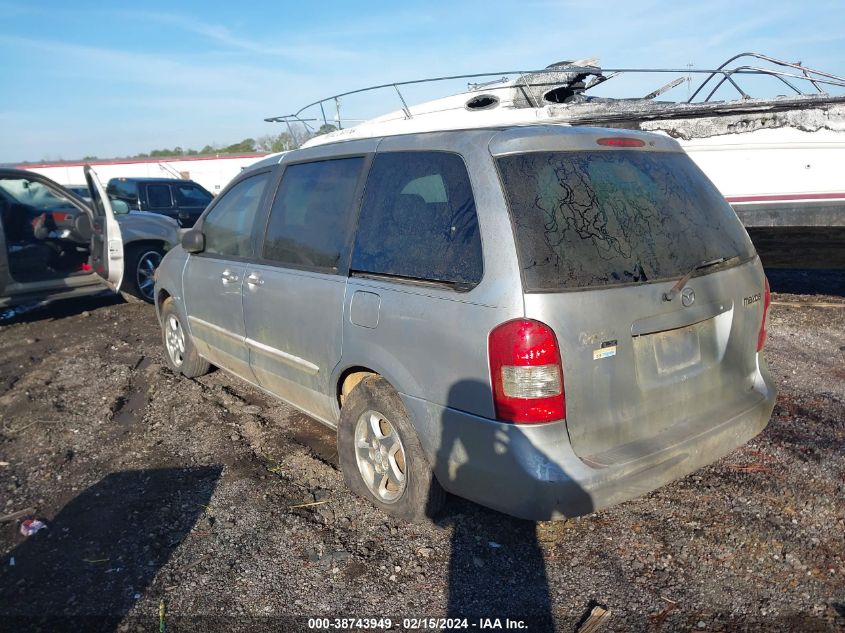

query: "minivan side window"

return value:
[262, 157, 364, 270]
[147, 184, 173, 209]
[351, 152, 483, 287]
[202, 172, 271, 258]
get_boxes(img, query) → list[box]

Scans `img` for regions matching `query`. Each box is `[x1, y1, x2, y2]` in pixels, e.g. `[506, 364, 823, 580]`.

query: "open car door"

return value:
[84, 165, 124, 292]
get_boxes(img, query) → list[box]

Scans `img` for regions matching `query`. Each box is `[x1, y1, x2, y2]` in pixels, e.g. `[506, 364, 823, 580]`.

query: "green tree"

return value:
[222, 138, 256, 153]
[256, 133, 298, 153]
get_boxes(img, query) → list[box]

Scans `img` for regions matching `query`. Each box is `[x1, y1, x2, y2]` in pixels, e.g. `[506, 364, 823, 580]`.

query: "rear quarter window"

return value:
[351, 151, 483, 288]
[497, 150, 755, 290]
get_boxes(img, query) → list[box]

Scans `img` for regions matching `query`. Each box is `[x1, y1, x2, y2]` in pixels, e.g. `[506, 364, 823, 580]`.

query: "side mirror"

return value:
[181, 229, 205, 253]
[110, 199, 130, 215]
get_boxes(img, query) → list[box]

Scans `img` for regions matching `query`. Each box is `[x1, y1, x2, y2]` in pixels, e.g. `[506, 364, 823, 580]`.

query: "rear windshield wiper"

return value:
[662, 256, 738, 302]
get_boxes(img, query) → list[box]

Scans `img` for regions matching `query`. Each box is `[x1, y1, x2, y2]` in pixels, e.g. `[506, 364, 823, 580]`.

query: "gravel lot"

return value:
[0, 270, 842, 633]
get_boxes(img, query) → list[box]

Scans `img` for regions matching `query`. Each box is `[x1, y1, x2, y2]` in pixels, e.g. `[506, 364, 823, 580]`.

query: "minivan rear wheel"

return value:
[338, 376, 444, 521]
[160, 298, 210, 378]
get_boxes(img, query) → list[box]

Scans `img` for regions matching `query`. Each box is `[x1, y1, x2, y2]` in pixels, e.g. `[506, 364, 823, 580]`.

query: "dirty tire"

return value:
[160, 298, 210, 378]
[338, 376, 445, 521]
[120, 244, 165, 304]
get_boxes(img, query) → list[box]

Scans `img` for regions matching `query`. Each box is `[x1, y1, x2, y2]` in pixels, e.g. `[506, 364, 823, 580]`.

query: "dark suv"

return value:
[106, 177, 213, 227]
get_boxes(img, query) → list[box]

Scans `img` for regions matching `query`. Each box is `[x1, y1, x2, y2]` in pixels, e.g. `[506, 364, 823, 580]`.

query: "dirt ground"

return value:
[0, 270, 843, 633]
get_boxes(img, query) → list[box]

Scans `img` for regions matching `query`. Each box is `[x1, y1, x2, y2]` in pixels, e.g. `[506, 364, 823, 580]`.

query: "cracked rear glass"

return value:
[497, 150, 755, 290]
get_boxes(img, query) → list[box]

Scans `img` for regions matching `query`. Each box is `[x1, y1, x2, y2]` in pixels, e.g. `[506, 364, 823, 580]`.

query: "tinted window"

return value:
[175, 183, 213, 207]
[262, 157, 364, 270]
[351, 152, 482, 287]
[203, 172, 270, 258]
[66, 185, 91, 200]
[107, 180, 138, 203]
[497, 150, 756, 290]
[147, 184, 173, 209]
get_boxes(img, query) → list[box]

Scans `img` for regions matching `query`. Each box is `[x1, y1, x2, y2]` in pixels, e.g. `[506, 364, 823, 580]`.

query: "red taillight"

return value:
[596, 137, 646, 147]
[757, 277, 771, 352]
[488, 319, 565, 424]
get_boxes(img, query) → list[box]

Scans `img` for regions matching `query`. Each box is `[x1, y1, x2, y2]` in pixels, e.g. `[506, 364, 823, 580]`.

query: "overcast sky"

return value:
[2, 0, 845, 162]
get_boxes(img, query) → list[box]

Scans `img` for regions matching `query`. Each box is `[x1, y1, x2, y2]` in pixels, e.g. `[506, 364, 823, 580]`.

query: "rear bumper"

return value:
[401, 357, 777, 521]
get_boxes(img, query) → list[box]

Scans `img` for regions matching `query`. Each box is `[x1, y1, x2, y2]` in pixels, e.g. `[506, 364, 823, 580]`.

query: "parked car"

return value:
[0, 167, 180, 307]
[154, 126, 777, 521]
[106, 177, 213, 227]
[64, 184, 92, 202]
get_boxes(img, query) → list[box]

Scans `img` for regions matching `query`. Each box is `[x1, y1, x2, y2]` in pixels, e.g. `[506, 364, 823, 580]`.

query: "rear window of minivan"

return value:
[351, 151, 483, 288]
[497, 150, 755, 291]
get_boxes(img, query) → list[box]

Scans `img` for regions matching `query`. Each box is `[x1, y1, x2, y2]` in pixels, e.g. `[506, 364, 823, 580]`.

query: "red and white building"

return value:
[17, 153, 270, 194]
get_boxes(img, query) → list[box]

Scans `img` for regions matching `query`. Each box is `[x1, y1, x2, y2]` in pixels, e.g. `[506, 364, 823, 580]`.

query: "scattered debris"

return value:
[19, 519, 47, 536]
[771, 300, 845, 309]
[289, 500, 331, 509]
[576, 604, 611, 632]
[266, 462, 285, 476]
[0, 507, 36, 523]
[727, 463, 771, 473]
[317, 550, 351, 567]
[648, 596, 678, 629]
[184, 554, 211, 571]
[488, 541, 502, 548]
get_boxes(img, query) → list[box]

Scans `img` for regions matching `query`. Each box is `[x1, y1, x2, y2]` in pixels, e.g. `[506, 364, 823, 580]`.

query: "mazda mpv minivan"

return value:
[153, 125, 776, 521]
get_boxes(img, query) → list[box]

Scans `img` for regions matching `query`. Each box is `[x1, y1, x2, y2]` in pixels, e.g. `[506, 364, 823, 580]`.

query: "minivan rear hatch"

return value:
[494, 131, 767, 461]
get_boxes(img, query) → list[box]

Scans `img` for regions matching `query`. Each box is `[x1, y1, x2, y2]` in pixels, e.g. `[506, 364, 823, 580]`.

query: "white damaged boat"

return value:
[268, 53, 845, 266]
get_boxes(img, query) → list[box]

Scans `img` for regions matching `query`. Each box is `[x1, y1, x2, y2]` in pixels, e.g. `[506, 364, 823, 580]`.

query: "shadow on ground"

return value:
[0, 293, 123, 325]
[429, 379, 594, 630]
[750, 227, 845, 271]
[765, 268, 845, 296]
[0, 466, 221, 632]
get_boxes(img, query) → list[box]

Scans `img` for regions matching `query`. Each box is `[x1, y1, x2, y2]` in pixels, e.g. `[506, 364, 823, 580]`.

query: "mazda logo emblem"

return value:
[681, 287, 696, 307]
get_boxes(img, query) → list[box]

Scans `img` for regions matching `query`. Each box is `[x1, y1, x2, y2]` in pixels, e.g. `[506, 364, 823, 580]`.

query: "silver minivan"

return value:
[154, 125, 776, 521]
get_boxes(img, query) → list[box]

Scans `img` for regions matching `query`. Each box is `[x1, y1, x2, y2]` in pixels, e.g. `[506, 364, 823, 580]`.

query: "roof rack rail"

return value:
[264, 52, 845, 132]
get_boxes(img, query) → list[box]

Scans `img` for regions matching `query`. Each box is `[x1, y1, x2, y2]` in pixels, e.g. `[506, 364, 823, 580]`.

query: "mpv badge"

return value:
[681, 287, 695, 307]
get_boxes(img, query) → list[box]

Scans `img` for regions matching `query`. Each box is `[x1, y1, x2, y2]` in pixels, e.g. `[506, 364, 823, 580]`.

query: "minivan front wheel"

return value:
[338, 376, 444, 521]
[160, 298, 210, 378]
